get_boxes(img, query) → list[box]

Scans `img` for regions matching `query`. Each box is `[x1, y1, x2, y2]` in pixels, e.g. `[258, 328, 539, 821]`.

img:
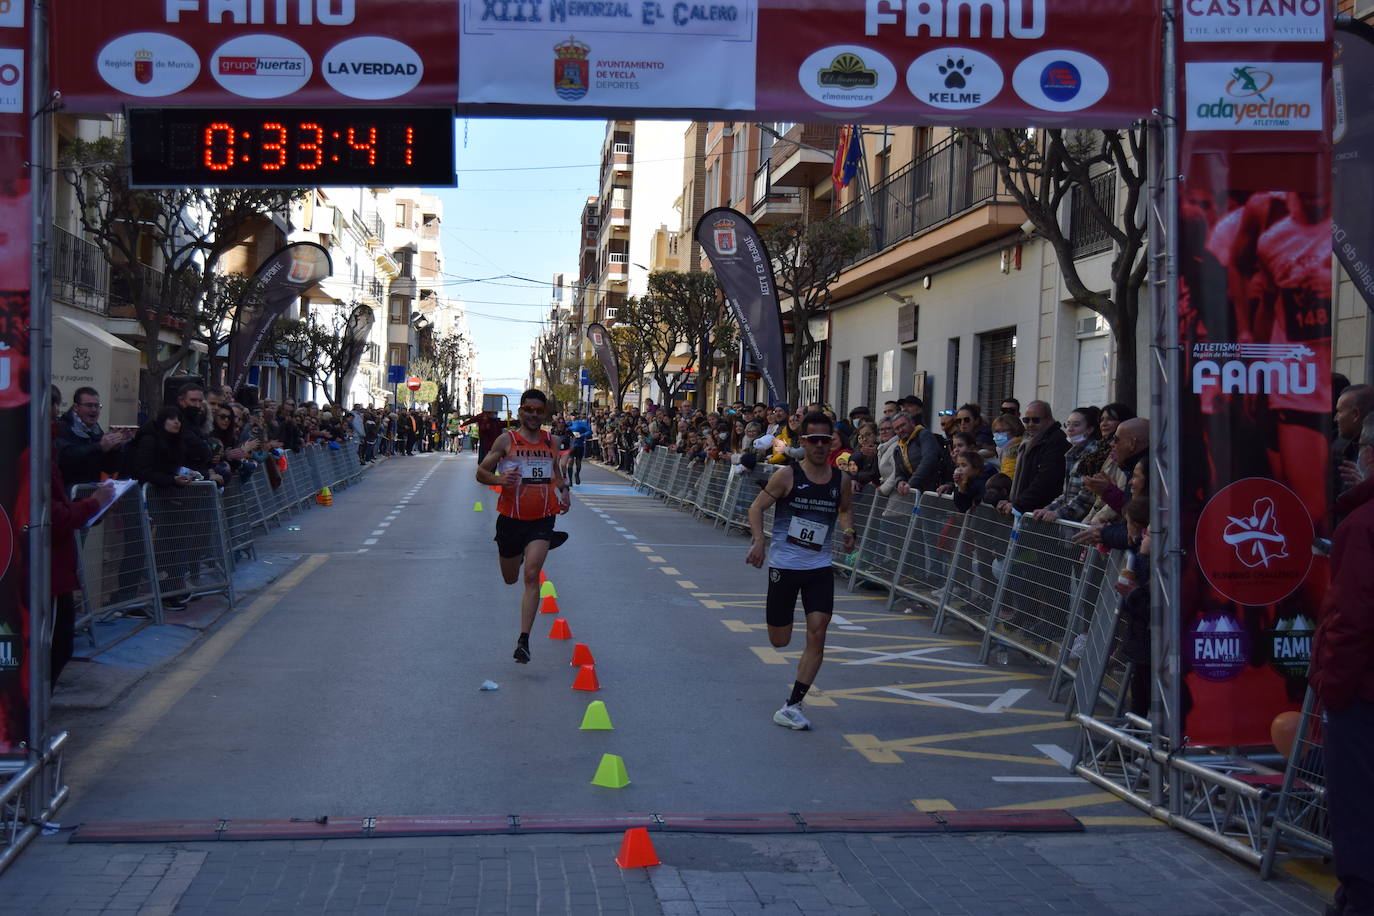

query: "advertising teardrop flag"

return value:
[587, 322, 620, 405]
[694, 208, 786, 404]
[1335, 20, 1374, 311]
[229, 242, 332, 392]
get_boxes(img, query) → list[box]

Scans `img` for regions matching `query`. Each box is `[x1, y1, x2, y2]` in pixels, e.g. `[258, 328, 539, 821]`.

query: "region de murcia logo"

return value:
[1221, 497, 1287, 568]
[712, 218, 737, 255]
[134, 49, 154, 85]
[553, 36, 590, 101]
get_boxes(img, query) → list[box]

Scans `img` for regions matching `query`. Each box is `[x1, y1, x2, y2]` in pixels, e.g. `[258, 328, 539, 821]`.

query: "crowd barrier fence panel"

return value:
[630, 446, 652, 490]
[219, 476, 257, 563]
[725, 465, 777, 534]
[303, 448, 327, 495]
[143, 481, 235, 610]
[978, 516, 1095, 670]
[696, 460, 732, 524]
[72, 482, 164, 633]
[646, 447, 672, 496]
[930, 504, 1016, 637]
[849, 490, 912, 595]
[1259, 687, 1331, 878]
[242, 460, 282, 531]
[888, 493, 963, 610]
[675, 459, 706, 511]
[662, 453, 689, 505]
[685, 456, 714, 514]
[1052, 547, 1119, 705]
[832, 487, 880, 580]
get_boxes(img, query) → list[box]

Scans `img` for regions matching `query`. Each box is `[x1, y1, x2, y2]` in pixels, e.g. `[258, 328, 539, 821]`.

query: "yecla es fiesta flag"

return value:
[586, 322, 619, 403]
[229, 242, 332, 392]
[1335, 20, 1374, 311]
[693, 208, 787, 404]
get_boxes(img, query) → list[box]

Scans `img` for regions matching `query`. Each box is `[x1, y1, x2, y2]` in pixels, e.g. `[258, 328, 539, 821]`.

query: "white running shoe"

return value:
[773, 703, 811, 730]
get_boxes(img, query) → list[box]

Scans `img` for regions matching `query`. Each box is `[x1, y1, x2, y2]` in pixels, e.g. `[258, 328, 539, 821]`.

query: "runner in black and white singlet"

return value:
[746, 412, 855, 730]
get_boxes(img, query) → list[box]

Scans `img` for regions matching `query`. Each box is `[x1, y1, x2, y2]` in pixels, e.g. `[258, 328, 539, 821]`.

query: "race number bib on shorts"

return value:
[786, 516, 829, 551]
[520, 458, 553, 482]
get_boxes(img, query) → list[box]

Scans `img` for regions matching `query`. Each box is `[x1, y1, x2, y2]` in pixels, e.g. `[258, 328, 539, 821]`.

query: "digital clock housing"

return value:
[128, 108, 456, 188]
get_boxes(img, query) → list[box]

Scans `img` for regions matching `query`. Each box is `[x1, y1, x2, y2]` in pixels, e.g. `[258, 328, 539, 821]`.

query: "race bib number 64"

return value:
[786, 516, 828, 551]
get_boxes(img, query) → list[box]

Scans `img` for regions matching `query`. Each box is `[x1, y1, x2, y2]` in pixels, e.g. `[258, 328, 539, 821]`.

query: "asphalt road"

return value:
[58, 452, 1145, 823]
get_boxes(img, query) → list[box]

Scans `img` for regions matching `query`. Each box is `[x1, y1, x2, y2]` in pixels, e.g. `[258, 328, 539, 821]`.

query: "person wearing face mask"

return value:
[174, 381, 222, 487]
[1033, 406, 1107, 523]
[990, 413, 1024, 479]
[1309, 411, 1374, 916]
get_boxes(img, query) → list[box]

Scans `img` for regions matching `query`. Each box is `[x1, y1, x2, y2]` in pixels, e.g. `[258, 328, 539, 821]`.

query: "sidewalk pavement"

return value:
[3, 827, 1323, 914]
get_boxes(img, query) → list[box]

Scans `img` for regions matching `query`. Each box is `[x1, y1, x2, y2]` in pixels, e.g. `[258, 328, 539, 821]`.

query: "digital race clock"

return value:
[127, 108, 456, 188]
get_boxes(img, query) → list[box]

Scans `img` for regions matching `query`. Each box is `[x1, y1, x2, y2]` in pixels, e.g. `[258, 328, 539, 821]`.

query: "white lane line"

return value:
[623, 534, 638, 540]
[357, 548, 368, 553]
[832, 613, 867, 632]
[371, 529, 386, 536]
[377, 522, 391, 528]
[363, 538, 378, 546]
[1034, 744, 1076, 770]
[613, 526, 627, 532]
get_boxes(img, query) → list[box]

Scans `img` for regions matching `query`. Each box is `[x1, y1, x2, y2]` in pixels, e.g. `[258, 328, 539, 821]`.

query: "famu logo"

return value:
[1266, 614, 1313, 678]
[1186, 61, 1322, 131]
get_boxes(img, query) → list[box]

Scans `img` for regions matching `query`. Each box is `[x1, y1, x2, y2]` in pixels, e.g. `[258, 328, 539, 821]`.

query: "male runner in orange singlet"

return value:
[476, 389, 570, 663]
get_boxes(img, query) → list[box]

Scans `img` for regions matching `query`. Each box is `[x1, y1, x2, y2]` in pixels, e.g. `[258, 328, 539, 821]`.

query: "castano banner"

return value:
[694, 208, 787, 405]
[1175, 0, 1331, 746]
[52, 0, 1160, 126]
[586, 322, 620, 407]
[229, 242, 333, 393]
[0, 1, 31, 757]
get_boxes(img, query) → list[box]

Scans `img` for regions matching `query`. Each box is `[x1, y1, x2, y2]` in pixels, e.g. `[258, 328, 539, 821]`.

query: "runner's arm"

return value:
[838, 471, 856, 548]
[475, 433, 510, 485]
[748, 468, 790, 544]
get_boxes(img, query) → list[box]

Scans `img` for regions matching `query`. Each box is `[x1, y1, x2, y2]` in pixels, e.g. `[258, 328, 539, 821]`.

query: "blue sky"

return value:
[431, 118, 607, 392]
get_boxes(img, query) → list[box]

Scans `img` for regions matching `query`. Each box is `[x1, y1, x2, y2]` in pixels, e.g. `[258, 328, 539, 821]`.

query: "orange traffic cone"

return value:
[570, 643, 595, 667]
[614, 828, 660, 868]
[572, 665, 600, 691]
[539, 594, 560, 615]
[549, 618, 572, 640]
[539, 570, 549, 585]
[489, 485, 501, 493]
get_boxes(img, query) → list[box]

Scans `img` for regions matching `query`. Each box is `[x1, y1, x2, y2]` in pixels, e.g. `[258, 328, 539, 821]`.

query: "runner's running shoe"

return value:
[513, 643, 531, 664]
[773, 703, 811, 730]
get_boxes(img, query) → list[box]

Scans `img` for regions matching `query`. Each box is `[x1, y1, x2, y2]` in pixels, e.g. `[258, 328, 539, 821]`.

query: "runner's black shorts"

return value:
[765, 566, 834, 627]
[494, 514, 557, 559]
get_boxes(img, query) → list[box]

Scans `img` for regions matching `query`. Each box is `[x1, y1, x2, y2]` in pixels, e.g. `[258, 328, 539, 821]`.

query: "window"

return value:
[863, 354, 879, 410]
[704, 164, 718, 211]
[395, 203, 407, 227]
[389, 297, 407, 324]
[388, 344, 408, 368]
[837, 360, 851, 416]
[946, 338, 961, 411]
[798, 344, 823, 407]
[1070, 170, 1116, 259]
[976, 328, 1017, 412]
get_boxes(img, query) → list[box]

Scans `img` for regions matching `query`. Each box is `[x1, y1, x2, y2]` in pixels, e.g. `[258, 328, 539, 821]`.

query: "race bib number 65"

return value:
[520, 458, 553, 481]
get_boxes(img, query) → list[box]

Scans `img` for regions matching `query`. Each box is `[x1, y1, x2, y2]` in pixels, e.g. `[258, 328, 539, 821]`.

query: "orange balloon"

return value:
[1270, 710, 1302, 758]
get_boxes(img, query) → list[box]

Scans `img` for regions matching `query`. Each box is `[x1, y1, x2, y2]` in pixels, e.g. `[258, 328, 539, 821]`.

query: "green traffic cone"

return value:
[591, 753, 630, 788]
[473, 501, 483, 512]
[580, 700, 613, 730]
[539, 580, 557, 599]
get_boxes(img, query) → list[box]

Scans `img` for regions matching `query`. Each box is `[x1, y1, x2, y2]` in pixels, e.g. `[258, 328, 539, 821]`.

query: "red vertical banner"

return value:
[0, 0, 30, 757]
[1176, 4, 1333, 746]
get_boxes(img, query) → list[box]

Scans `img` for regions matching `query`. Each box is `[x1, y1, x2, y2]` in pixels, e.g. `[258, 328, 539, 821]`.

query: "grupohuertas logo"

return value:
[1189, 614, 1249, 682]
[212, 34, 312, 99]
[1266, 614, 1314, 678]
[1186, 61, 1322, 131]
[1192, 342, 1318, 396]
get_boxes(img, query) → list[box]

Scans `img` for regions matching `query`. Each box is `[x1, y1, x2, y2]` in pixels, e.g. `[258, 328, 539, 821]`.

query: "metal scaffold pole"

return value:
[1148, 0, 1184, 811]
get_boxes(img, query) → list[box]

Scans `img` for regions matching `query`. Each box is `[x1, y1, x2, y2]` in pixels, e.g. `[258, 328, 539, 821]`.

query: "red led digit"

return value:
[298, 122, 323, 170]
[346, 126, 378, 166]
[204, 122, 235, 172]
[261, 121, 287, 171]
[405, 126, 414, 166]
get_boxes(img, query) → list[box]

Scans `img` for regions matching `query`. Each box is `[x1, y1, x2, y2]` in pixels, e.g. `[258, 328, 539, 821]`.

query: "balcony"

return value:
[603, 251, 629, 282]
[1070, 170, 1117, 260]
[770, 144, 833, 188]
[53, 225, 110, 316]
[359, 209, 385, 244]
[751, 161, 804, 226]
[828, 136, 1022, 298]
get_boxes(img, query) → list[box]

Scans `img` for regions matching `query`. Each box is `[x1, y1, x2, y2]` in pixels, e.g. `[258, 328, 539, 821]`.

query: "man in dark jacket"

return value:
[1310, 413, 1374, 916]
[1073, 417, 1149, 551]
[1000, 400, 1070, 513]
[55, 386, 130, 485]
[890, 410, 941, 495]
[175, 381, 219, 483]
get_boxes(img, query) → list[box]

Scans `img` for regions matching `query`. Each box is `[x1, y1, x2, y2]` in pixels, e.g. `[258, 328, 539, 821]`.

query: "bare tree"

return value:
[263, 304, 372, 407]
[646, 270, 737, 410]
[616, 293, 696, 406]
[964, 127, 1148, 405]
[61, 136, 304, 409]
[413, 330, 469, 426]
[760, 220, 870, 407]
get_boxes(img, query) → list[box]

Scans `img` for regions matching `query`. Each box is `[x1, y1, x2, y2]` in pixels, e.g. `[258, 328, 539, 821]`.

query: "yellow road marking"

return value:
[1280, 858, 1339, 897]
[646, 555, 665, 563]
[64, 554, 331, 802]
[750, 646, 789, 664]
[825, 673, 1043, 695]
[723, 620, 755, 632]
[843, 721, 1079, 765]
[633, 545, 653, 552]
[991, 792, 1122, 811]
[700, 599, 726, 609]
[804, 686, 836, 707]
[1078, 816, 1164, 827]
[660, 567, 681, 576]
[844, 734, 905, 763]
[677, 580, 698, 589]
[913, 799, 957, 812]
[878, 746, 1065, 766]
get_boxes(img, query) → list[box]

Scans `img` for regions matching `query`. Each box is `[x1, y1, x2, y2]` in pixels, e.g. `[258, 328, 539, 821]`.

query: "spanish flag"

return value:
[832, 125, 862, 191]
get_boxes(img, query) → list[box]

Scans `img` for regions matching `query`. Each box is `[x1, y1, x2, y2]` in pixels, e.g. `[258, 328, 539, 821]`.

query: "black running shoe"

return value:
[549, 531, 569, 551]
[513, 643, 531, 664]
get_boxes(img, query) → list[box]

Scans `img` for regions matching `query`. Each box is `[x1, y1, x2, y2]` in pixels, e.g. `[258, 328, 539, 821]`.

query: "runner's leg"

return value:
[499, 553, 521, 586]
[795, 610, 831, 686]
[520, 538, 551, 636]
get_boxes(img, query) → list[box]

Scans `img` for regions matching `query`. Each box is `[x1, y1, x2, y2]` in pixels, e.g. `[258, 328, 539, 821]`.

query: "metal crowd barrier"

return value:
[1259, 687, 1331, 878]
[72, 441, 376, 645]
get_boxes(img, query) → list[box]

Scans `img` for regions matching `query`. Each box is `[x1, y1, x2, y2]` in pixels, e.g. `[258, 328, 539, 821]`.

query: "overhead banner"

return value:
[1175, 2, 1331, 746]
[51, 0, 1162, 125]
[229, 242, 333, 393]
[0, 4, 30, 758]
[694, 208, 786, 404]
[586, 322, 620, 406]
[1334, 21, 1374, 312]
